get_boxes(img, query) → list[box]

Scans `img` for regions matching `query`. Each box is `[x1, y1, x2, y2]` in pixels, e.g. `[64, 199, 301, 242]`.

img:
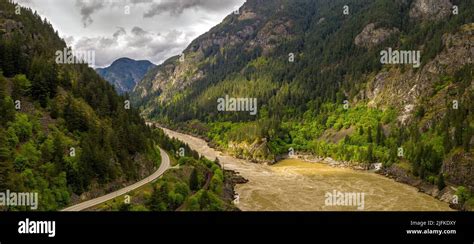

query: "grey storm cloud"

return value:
[75, 0, 105, 27]
[131, 26, 148, 36]
[143, 0, 240, 18]
[144, 0, 203, 17]
[73, 26, 186, 66]
[75, 0, 153, 27]
[75, 0, 241, 27]
[113, 27, 127, 38]
[130, 0, 153, 3]
[18, 0, 245, 67]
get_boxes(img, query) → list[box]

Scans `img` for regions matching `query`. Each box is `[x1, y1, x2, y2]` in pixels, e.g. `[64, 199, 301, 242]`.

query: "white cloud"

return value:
[16, 0, 245, 67]
[71, 27, 189, 67]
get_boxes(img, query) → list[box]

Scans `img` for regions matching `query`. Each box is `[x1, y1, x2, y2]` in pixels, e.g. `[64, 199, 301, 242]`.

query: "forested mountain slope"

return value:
[132, 0, 473, 205]
[96, 57, 155, 94]
[0, 1, 160, 210]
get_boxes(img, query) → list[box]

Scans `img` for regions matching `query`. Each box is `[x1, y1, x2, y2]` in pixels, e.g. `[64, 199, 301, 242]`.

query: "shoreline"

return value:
[288, 153, 459, 210]
[153, 123, 457, 211]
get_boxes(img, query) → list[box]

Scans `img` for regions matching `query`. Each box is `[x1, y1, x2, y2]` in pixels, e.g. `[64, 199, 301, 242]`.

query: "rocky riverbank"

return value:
[154, 123, 459, 210]
[278, 152, 464, 211]
[223, 169, 249, 210]
[380, 164, 471, 211]
[161, 126, 453, 211]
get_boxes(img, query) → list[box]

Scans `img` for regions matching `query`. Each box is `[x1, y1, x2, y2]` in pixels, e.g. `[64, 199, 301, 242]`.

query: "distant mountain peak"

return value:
[96, 57, 155, 94]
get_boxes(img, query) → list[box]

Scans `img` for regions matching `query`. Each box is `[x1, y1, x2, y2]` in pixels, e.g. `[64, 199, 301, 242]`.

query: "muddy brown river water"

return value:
[163, 128, 452, 211]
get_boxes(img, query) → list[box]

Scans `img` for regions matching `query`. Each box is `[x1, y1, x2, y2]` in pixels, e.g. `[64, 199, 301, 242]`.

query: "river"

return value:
[162, 128, 452, 211]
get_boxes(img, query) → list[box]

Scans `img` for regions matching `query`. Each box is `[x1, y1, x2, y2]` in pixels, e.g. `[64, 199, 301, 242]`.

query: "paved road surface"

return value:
[61, 147, 170, 211]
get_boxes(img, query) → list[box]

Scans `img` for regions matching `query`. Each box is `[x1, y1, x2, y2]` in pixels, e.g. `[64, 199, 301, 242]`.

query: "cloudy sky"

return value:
[16, 0, 245, 67]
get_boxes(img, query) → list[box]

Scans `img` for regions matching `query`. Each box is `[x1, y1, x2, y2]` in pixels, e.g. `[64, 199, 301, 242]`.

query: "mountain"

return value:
[96, 57, 155, 94]
[0, 2, 236, 211]
[0, 1, 161, 210]
[132, 0, 474, 204]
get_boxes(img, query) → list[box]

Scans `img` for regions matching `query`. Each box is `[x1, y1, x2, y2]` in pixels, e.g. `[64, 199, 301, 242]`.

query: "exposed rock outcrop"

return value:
[354, 23, 399, 48]
[228, 138, 275, 163]
[442, 151, 474, 192]
[251, 18, 293, 55]
[364, 23, 474, 125]
[409, 0, 453, 21]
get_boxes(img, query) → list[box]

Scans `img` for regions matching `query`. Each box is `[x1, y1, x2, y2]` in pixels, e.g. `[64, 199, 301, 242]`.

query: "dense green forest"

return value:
[150, 127, 235, 211]
[99, 127, 237, 211]
[0, 1, 160, 210]
[1, 0, 472, 211]
[133, 0, 473, 205]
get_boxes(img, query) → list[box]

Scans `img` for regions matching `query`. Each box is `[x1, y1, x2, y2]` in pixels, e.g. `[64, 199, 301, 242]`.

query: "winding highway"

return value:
[61, 147, 170, 211]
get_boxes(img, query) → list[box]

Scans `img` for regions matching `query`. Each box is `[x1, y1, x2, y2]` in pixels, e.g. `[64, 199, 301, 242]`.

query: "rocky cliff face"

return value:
[131, 0, 290, 111]
[364, 23, 474, 125]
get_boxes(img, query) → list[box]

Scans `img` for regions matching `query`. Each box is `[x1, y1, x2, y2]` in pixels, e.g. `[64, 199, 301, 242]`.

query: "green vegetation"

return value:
[454, 186, 474, 210]
[176, 64, 472, 183]
[136, 0, 473, 196]
[147, 128, 235, 211]
[139, 0, 474, 123]
[96, 128, 237, 211]
[0, 2, 159, 210]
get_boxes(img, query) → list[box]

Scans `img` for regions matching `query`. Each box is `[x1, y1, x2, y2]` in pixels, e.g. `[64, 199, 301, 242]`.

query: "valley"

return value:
[162, 127, 452, 211]
[131, 0, 474, 211]
[1, 0, 472, 212]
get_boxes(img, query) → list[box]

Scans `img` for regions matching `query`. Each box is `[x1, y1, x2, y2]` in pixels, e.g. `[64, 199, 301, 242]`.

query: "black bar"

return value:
[0, 212, 473, 243]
